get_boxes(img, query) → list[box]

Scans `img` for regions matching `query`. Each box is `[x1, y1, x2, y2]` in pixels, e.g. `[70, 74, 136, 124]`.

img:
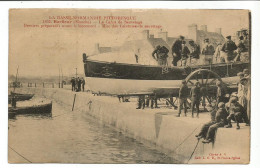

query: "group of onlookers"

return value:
[71, 77, 85, 92]
[151, 34, 249, 67]
[186, 68, 250, 144]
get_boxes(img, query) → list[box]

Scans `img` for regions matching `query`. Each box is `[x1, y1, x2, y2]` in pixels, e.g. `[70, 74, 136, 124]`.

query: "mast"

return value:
[13, 66, 19, 92]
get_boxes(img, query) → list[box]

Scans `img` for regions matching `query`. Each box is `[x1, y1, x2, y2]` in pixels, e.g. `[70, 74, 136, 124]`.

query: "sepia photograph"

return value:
[7, 7, 253, 165]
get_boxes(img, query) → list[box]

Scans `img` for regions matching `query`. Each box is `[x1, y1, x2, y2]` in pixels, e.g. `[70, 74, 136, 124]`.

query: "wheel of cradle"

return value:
[185, 69, 223, 109]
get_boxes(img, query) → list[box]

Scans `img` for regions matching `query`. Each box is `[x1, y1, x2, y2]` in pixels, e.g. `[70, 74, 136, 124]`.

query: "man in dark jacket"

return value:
[180, 41, 190, 66]
[189, 40, 200, 65]
[71, 77, 76, 91]
[176, 80, 189, 117]
[216, 81, 226, 106]
[195, 103, 217, 139]
[201, 102, 228, 143]
[225, 97, 249, 129]
[77, 77, 81, 92]
[190, 81, 201, 118]
[221, 36, 237, 62]
[152, 45, 169, 66]
[81, 77, 85, 92]
[172, 35, 184, 66]
[202, 102, 228, 143]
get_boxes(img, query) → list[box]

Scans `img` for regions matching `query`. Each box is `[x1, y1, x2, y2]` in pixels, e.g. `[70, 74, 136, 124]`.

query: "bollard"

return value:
[52, 83, 54, 88]
[28, 83, 29, 87]
[72, 94, 76, 111]
[43, 82, 44, 88]
[35, 83, 36, 87]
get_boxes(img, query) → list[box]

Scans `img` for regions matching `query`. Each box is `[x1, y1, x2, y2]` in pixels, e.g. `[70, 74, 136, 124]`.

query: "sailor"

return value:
[213, 42, 223, 63]
[221, 36, 237, 63]
[152, 45, 169, 66]
[202, 102, 228, 143]
[136, 95, 145, 109]
[172, 35, 185, 66]
[234, 36, 249, 62]
[71, 77, 76, 91]
[190, 81, 201, 118]
[176, 80, 189, 117]
[151, 94, 158, 109]
[189, 40, 200, 65]
[195, 103, 217, 139]
[201, 38, 215, 64]
[216, 81, 226, 107]
[77, 77, 82, 92]
[81, 77, 85, 92]
[180, 41, 190, 66]
[225, 97, 249, 129]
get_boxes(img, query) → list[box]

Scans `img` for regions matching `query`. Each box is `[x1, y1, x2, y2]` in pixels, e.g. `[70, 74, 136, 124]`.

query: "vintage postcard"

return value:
[8, 9, 251, 164]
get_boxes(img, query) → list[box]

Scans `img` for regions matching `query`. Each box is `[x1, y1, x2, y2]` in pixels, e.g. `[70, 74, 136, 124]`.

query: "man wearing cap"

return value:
[221, 36, 237, 62]
[202, 102, 228, 143]
[225, 97, 249, 129]
[172, 35, 185, 66]
[237, 72, 246, 108]
[152, 45, 169, 66]
[180, 41, 190, 66]
[71, 77, 76, 91]
[189, 40, 200, 65]
[190, 81, 201, 118]
[216, 81, 226, 106]
[201, 38, 215, 65]
[195, 103, 217, 139]
[235, 36, 249, 62]
[176, 80, 189, 117]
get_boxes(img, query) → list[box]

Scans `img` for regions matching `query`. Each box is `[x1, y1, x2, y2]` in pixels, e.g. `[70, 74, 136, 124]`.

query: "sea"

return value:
[8, 98, 177, 164]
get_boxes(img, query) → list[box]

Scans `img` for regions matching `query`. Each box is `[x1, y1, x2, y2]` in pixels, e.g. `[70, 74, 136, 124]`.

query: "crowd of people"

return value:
[70, 77, 85, 92]
[151, 34, 249, 66]
[186, 68, 251, 144]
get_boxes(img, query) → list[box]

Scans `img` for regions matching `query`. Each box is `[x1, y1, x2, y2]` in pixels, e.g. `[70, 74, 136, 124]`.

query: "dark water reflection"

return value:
[8, 101, 177, 163]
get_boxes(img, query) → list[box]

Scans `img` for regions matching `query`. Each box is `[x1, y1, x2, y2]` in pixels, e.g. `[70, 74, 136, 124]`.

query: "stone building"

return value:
[188, 24, 225, 48]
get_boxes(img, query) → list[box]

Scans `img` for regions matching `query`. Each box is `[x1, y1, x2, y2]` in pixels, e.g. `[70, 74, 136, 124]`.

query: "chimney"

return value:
[142, 30, 149, 39]
[215, 28, 222, 35]
[94, 43, 100, 54]
[158, 32, 168, 41]
[149, 34, 154, 38]
[200, 25, 207, 32]
[188, 24, 197, 41]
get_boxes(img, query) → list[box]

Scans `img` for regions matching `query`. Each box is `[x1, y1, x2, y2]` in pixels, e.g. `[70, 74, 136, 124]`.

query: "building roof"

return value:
[197, 30, 225, 45]
[98, 47, 112, 53]
[147, 38, 170, 49]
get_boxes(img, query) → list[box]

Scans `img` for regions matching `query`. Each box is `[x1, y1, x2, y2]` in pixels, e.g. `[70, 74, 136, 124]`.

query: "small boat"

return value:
[8, 92, 34, 104]
[8, 98, 52, 115]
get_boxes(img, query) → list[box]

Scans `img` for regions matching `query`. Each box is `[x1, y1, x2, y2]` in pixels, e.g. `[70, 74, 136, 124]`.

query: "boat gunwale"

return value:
[85, 59, 249, 69]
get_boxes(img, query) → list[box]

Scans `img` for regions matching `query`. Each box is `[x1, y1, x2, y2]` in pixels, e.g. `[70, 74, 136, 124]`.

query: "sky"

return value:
[9, 9, 249, 77]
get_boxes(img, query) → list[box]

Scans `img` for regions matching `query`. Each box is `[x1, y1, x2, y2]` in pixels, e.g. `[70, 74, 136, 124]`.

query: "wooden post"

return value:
[28, 83, 29, 87]
[35, 83, 36, 87]
[43, 82, 44, 88]
[72, 94, 76, 111]
[52, 83, 54, 88]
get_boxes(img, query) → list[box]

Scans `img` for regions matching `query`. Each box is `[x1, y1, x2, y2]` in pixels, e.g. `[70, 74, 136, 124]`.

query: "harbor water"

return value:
[8, 97, 177, 164]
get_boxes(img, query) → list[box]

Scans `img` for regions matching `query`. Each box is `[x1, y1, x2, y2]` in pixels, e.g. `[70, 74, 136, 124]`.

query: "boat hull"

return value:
[8, 93, 34, 104]
[84, 59, 249, 80]
[84, 59, 249, 95]
[9, 103, 52, 115]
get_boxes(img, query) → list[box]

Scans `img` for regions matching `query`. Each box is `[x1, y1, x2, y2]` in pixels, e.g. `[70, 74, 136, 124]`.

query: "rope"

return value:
[187, 139, 200, 163]
[159, 123, 201, 161]
[172, 124, 200, 151]
[8, 145, 32, 163]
